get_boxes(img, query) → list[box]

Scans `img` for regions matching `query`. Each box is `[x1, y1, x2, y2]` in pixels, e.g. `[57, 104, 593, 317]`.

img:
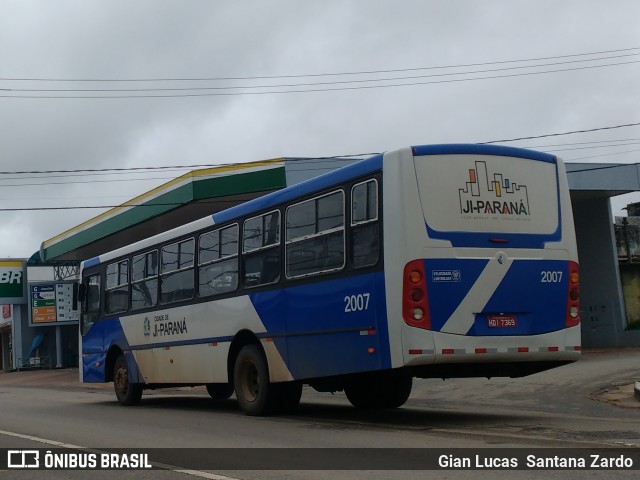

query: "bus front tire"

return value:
[113, 354, 143, 406]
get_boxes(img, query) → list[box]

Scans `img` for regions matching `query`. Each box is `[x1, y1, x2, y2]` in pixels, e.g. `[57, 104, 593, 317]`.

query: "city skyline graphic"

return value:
[458, 161, 530, 216]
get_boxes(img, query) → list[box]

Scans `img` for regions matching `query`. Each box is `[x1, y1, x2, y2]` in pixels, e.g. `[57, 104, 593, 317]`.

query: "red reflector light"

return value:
[548, 346, 559, 352]
[408, 349, 423, 355]
[442, 348, 455, 355]
[409, 270, 422, 284]
[403, 260, 431, 330]
[517, 347, 529, 353]
[475, 348, 487, 354]
[566, 261, 581, 327]
[574, 346, 582, 351]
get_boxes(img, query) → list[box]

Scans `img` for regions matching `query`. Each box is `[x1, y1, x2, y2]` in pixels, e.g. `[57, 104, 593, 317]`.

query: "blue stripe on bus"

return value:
[411, 144, 558, 164]
[249, 271, 391, 380]
[213, 154, 383, 224]
[425, 258, 569, 336]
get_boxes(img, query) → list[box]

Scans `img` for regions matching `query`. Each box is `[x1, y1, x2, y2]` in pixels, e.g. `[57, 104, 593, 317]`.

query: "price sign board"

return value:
[55, 283, 80, 323]
[29, 282, 79, 326]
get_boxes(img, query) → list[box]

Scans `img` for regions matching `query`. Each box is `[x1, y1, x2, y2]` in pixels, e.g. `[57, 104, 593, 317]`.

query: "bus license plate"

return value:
[487, 315, 517, 328]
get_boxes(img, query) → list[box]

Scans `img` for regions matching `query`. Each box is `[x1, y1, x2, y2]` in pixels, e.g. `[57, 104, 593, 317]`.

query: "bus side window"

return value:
[105, 259, 129, 315]
[242, 211, 281, 287]
[285, 190, 345, 278]
[81, 274, 101, 336]
[199, 224, 239, 297]
[131, 250, 158, 310]
[160, 239, 195, 304]
[351, 179, 379, 268]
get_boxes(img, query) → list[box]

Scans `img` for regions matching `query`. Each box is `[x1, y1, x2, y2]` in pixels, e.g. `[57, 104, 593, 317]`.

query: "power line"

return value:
[480, 122, 640, 144]
[0, 156, 369, 176]
[1, 122, 639, 181]
[540, 141, 640, 153]
[563, 147, 640, 162]
[6, 159, 640, 210]
[566, 162, 640, 174]
[523, 138, 640, 149]
[0, 164, 367, 188]
[7, 53, 640, 94]
[0, 198, 263, 212]
[5, 139, 639, 185]
[2, 59, 639, 99]
[3, 46, 639, 82]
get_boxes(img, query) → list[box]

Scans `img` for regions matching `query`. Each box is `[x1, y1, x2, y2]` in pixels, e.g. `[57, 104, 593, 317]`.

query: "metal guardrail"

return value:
[17, 356, 52, 370]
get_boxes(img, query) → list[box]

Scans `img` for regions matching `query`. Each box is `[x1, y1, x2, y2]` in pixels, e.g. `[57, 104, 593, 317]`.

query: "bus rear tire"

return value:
[234, 345, 274, 416]
[272, 381, 302, 414]
[114, 354, 143, 406]
[345, 371, 412, 409]
[383, 373, 412, 408]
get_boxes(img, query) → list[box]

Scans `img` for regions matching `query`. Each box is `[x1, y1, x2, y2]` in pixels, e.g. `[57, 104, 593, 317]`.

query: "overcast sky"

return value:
[1, 0, 639, 260]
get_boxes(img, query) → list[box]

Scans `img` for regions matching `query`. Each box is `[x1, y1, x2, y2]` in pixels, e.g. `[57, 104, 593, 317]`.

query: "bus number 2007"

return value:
[541, 271, 563, 283]
[344, 293, 371, 312]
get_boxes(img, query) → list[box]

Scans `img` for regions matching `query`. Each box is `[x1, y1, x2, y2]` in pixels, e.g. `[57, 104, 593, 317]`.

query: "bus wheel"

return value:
[382, 373, 412, 408]
[234, 345, 273, 416]
[344, 378, 382, 409]
[206, 383, 234, 401]
[113, 354, 143, 406]
[345, 371, 412, 409]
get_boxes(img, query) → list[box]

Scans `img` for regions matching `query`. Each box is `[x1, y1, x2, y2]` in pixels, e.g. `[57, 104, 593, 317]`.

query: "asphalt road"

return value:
[1, 349, 639, 480]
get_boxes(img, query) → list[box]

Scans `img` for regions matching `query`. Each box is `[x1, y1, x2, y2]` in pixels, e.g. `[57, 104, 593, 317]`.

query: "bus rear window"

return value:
[414, 154, 559, 240]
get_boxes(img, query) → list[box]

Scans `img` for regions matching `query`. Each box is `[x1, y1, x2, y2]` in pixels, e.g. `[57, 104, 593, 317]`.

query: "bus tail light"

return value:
[403, 260, 431, 329]
[566, 261, 580, 327]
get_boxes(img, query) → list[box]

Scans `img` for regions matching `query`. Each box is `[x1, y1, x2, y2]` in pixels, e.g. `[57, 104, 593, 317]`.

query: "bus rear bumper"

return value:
[402, 325, 581, 372]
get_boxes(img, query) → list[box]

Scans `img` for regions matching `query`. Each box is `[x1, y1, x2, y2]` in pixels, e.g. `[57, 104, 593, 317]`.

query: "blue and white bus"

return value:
[79, 144, 580, 415]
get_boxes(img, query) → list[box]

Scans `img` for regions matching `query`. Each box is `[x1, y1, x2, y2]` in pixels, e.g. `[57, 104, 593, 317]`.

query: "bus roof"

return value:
[212, 153, 384, 224]
[411, 144, 557, 164]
